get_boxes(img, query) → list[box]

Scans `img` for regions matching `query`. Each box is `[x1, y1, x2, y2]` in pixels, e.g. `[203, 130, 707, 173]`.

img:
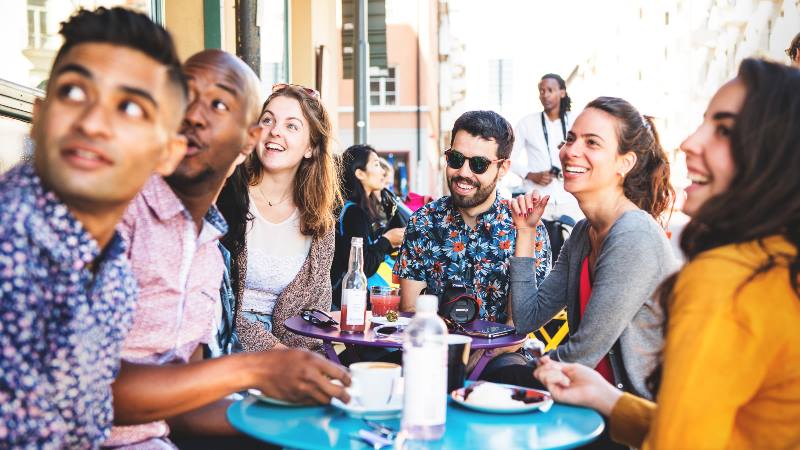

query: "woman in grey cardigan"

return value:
[497, 97, 679, 400]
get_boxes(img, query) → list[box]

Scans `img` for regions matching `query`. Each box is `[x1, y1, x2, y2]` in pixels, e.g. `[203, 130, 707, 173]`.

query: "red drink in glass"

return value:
[340, 303, 366, 332]
[370, 287, 401, 317]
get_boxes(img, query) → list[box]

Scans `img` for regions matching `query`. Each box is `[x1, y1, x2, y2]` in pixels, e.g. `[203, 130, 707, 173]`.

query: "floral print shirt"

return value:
[394, 194, 551, 322]
[0, 163, 137, 449]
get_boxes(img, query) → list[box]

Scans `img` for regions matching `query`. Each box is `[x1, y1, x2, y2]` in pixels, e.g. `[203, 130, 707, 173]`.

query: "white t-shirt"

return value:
[510, 110, 582, 220]
[241, 197, 312, 315]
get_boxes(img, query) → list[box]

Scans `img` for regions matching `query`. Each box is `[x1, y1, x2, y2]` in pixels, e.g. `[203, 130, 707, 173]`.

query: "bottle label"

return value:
[403, 345, 447, 426]
[343, 288, 367, 326]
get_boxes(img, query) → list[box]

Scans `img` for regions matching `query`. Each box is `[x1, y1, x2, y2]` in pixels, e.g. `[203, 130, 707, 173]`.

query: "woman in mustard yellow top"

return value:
[534, 58, 800, 449]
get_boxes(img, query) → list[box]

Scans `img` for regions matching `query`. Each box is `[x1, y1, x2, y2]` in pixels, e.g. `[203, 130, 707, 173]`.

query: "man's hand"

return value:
[526, 171, 554, 186]
[252, 349, 351, 405]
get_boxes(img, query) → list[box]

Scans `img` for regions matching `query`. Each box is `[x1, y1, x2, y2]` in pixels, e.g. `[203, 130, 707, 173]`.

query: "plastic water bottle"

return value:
[401, 295, 448, 440]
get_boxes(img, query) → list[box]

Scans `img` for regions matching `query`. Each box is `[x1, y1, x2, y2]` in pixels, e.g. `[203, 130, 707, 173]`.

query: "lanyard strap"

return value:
[540, 112, 568, 166]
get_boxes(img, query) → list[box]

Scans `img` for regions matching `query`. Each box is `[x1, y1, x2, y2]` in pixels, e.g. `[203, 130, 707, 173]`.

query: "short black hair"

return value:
[53, 7, 187, 100]
[541, 73, 572, 114]
[450, 110, 515, 159]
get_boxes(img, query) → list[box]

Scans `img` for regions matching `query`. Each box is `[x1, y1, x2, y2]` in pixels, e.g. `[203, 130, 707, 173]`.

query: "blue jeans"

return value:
[241, 311, 274, 333]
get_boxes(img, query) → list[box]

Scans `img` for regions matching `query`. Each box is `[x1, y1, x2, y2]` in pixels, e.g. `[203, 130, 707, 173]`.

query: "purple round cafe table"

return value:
[284, 311, 527, 380]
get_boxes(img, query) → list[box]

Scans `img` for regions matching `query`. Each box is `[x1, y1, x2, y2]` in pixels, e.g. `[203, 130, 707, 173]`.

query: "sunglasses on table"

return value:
[300, 308, 338, 327]
[444, 149, 506, 175]
[272, 83, 321, 99]
[443, 317, 467, 334]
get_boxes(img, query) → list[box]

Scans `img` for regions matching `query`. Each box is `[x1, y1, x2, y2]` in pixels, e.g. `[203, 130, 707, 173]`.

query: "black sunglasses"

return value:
[443, 317, 467, 334]
[374, 324, 404, 337]
[445, 149, 506, 175]
[301, 309, 338, 327]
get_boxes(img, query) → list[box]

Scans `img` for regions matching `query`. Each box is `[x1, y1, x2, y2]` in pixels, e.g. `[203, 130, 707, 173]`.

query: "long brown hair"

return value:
[647, 58, 800, 393]
[217, 85, 341, 261]
[585, 97, 674, 224]
[250, 85, 341, 237]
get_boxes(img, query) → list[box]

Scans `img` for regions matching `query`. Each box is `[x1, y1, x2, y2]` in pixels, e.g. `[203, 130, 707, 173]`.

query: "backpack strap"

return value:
[338, 201, 356, 236]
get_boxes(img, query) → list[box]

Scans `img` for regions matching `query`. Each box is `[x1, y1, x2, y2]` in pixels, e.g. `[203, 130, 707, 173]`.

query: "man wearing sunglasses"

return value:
[394, 110, 551, 327]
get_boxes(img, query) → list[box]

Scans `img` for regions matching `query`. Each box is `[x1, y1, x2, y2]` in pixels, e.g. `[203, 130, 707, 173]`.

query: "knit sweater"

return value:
[510, 210, 679, 399]
[232, 228, 335, 353]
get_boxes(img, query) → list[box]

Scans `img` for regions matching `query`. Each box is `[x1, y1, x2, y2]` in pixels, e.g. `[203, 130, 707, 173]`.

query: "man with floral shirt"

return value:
[0, 7, 188, 448]
[395, 110, 551, 323]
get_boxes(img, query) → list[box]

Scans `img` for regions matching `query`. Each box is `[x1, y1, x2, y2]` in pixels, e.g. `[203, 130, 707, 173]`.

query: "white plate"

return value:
[248, 389, 304, 407]
[331, 397, 403, 419]
[370, 316, 411, 326]
[450, 383, 553, 414]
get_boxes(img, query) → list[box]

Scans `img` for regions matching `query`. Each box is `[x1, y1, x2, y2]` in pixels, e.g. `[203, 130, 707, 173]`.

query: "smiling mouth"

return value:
[687, 172, 710, 185]
[564, 165, 588, 174]
[264, 142, 286, 152]
[451, 177, 478, 194]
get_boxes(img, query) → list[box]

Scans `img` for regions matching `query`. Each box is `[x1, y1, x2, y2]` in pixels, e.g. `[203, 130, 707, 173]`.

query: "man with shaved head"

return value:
[103, 49, 350, 449]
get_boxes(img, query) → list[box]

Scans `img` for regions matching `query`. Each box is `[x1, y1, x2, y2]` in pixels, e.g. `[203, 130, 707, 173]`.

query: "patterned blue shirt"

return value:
[0, 163, 137, 449]
[394, 194, 551, 322]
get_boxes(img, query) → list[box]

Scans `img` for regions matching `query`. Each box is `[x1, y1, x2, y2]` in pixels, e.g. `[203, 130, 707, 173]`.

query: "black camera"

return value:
[549, 165, 562, 178]
[438, 283, 479, 324]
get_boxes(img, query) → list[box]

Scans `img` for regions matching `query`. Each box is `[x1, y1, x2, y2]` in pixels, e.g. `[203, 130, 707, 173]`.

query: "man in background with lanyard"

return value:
[510, 73, 582, 222]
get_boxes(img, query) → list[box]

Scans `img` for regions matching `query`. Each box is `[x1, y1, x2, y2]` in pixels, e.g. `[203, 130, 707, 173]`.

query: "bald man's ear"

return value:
[242, 123, 263, 157]
[155, 134, 188, 176]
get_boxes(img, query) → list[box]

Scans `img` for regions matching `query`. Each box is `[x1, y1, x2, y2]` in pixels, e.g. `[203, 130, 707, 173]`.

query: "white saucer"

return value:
[370, 316, 411, 326]
[330, 397, 403, 419]
[248, 389, 304, 407]
[450, 383, 553, 414]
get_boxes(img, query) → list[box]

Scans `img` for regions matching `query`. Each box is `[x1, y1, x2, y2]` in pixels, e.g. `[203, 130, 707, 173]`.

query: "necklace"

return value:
[254, 184, 292, 207]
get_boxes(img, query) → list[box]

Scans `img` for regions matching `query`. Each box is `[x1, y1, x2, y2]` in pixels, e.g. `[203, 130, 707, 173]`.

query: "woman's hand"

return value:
[510, 191, 549, 231]
[533, 356, 622, 417]
[383, 227, 405, 248]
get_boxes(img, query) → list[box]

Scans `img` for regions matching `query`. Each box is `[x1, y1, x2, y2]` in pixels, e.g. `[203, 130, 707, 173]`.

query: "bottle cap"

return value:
[350, 237, 363, 246]
[416, 295, 438, 313]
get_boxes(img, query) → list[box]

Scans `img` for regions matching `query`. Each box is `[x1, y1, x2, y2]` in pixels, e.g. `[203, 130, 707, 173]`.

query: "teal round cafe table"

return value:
[227, 395, 604, 450]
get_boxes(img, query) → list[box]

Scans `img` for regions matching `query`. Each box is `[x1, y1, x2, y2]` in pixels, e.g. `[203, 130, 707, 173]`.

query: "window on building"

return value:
[369, 66, 397, 106]
[260, 0, 289, 89]
[488, 59, 512, 106]
[27, 0, 48, 49]
[1, 0, 154, 173]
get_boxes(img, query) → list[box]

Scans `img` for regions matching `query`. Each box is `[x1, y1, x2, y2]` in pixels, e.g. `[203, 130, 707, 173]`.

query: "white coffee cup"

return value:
[348, 362, 402, 409]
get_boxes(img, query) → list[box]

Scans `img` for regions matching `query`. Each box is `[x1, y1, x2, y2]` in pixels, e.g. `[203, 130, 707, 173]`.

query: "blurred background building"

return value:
[1, 0, 798, 202]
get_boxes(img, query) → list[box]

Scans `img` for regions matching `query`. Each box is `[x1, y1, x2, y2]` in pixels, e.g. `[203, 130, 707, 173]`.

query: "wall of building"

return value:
[338, 0, 442, 197]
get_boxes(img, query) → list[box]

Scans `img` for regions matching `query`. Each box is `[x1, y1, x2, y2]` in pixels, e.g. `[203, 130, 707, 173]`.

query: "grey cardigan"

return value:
[510, 210, 678, 399]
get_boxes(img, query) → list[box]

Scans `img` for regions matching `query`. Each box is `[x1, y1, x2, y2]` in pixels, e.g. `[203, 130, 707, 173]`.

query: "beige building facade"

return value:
[0, 0, 344, 172]
[338, 0, 443, 197]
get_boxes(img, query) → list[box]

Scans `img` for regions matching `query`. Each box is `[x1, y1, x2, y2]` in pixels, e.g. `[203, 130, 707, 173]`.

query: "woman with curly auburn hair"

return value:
[534, 58, 800, 449]
[217, 84, 341, 353]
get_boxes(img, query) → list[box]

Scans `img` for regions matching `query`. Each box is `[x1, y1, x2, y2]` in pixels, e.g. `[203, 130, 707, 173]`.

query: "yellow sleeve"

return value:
[609, 393, 655, 447]
[640, 256, 772, 449]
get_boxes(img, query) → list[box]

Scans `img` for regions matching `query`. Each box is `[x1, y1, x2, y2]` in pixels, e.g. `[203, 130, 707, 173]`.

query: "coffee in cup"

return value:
[348, 362, 402, 409]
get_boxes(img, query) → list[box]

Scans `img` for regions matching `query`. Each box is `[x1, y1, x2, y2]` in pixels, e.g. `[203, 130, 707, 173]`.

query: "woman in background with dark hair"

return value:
[217, 84, 340, 353]
[331, 145, 405, 309]
[497, 97, 679, 403]
[534, 58, 800, 449]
